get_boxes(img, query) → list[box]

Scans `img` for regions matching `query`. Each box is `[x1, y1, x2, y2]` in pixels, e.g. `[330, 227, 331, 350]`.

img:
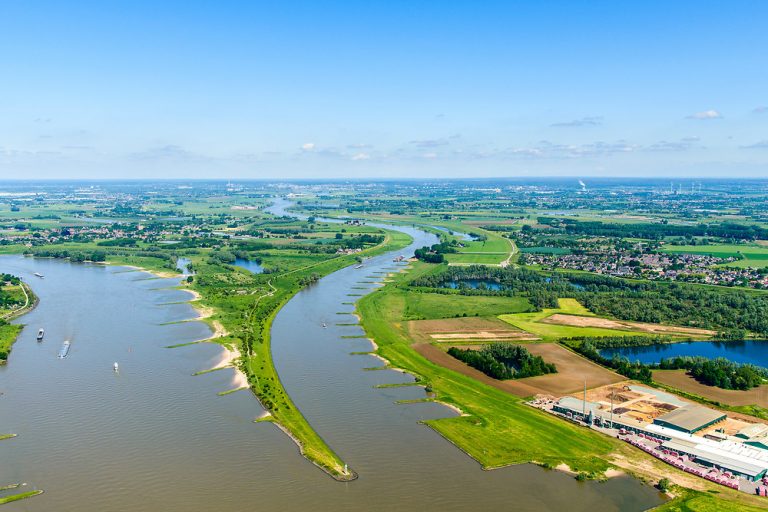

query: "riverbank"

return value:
[0, 281, 38, 364]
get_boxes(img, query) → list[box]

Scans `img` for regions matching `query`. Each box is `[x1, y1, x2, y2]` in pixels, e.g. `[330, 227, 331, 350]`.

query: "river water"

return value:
[0, 199, 663, 511]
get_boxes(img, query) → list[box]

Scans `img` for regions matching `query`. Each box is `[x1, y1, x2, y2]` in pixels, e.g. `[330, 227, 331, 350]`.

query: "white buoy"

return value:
[113, 362, 119, 372]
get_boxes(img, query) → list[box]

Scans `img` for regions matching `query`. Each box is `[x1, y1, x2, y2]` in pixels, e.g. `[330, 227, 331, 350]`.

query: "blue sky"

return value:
[1, 1, 767, 179]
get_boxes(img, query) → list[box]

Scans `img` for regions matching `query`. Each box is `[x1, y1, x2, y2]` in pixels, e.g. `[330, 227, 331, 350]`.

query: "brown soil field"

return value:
[407, 316, 539, 344]
[413, 342, 625, 398]
[653, 369, 768, 408]
[541, 313, 716, 337]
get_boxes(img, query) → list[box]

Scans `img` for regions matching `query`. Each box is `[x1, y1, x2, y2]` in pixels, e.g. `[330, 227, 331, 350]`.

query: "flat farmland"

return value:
[540, 314, 716, 337]
[653, 370, 768, 408]
[407, 316, 537, 344]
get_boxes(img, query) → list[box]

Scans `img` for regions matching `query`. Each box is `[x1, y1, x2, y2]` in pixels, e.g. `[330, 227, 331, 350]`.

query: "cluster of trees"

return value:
[448, 343, 556, 380]
[414, 240, 459, 264]
[657, 356, 768, 390]
[537, 218, 768, 241]
[297, 273, 321, 287]
[29, 247, 108, 262]
[0, 274, 23, 308]
[1, 273, 20, 285]
[339, 233, 384, 249]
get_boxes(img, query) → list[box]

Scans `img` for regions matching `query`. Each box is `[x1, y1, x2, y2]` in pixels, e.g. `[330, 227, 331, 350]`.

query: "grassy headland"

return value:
[189, 228, 413, 480]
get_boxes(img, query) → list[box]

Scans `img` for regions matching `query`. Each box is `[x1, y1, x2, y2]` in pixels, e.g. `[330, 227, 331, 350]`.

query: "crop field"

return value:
[653, 370, 768, 408]
[407, 316, 539, 344]
[540, 314, 716, 337]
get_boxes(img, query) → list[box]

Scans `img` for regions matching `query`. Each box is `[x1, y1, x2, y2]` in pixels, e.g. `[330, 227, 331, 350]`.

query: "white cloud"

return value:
[301, 142, 315, 151]
[686, 110, 722, 120]
[351, 152, 370, 161]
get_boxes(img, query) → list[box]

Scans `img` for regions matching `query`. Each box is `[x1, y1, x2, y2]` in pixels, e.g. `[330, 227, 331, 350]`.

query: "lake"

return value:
[600, 340, 768, 367]
[233, 258, 264, 274]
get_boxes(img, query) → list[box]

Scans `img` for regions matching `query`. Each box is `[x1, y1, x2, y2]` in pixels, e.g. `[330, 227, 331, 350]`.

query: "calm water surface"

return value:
[233, 258, 264, 274]
[601, 340, 768, 367]
[0, 200, 663, 511]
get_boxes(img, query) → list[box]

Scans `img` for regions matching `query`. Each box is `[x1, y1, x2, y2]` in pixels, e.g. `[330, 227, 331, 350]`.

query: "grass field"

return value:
[661, 244, 768, 268]
[403, 291, 531, 320]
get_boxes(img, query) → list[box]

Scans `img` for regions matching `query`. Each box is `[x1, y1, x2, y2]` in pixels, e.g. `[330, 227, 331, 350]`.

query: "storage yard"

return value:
[533, 383, 768, 497]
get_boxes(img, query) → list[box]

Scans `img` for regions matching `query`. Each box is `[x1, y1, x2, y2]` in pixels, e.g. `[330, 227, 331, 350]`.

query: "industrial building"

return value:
[652, 405, 727, 434]
[550, 389, 768, 485]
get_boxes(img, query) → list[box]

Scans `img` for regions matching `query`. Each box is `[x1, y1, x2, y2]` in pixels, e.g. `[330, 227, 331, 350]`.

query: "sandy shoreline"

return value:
[117, 262, 247, 391]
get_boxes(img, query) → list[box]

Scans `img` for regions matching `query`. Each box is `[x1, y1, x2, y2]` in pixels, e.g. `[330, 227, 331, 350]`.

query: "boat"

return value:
[37, 328, 45, 341]
[322, 322, 327, 328]
[34, 272, 44, 278]
[113, 362, 119, 372]
[354, 264, 363, 269]
[58, 340, 71, 359]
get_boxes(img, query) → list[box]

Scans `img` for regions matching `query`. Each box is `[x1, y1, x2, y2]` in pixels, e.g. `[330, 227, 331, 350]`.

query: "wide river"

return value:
[0, 199, 663, 511]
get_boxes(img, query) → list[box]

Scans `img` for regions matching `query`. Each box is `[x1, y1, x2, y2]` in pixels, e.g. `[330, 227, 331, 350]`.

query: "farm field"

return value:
[407, 316, 539, 344]
[540, 314, 716, 337]
[653, 370, 768, 408]
[498, 299, 638, 340]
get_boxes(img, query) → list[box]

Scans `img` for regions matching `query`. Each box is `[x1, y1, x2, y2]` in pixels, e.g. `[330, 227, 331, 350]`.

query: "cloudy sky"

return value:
[1, 1, 767, 179]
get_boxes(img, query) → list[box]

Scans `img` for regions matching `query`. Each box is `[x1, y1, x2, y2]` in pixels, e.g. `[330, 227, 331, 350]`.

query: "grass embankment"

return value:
[0, 490, 43, 505]
[1, 282, 36, 363]
[191, 229, 413, 480]
[357, 269, 616, 473]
